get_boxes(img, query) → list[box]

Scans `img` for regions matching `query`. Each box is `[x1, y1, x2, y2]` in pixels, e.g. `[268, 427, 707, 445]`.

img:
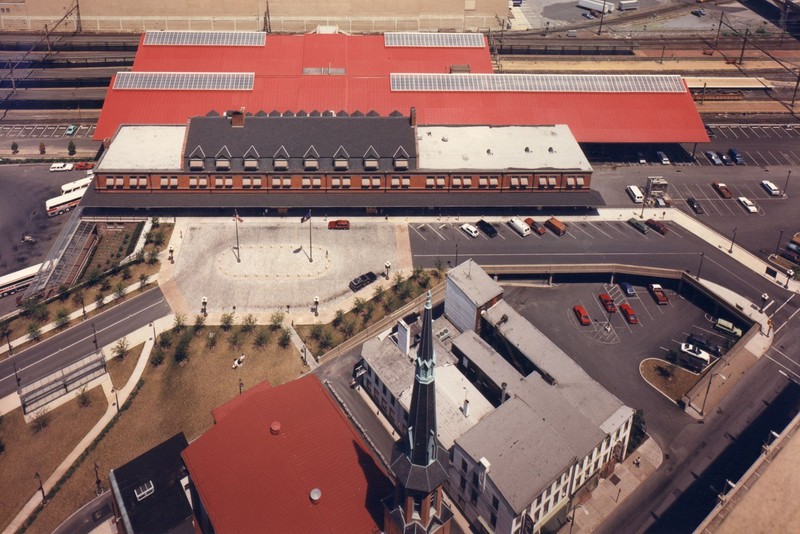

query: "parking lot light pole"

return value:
[775, 230, 784, 256]
[697, 252, 705, 280]
[728, 226, 737, 254]
[784, 170, 791, 198]
[34, 472, 47, 505]
[150, 322, 156, 341]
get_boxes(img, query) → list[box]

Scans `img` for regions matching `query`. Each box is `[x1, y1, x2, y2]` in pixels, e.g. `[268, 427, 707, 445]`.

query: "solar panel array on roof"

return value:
[390, 73, 686, 93]
[144, 31, 266, 47]
[384, 32, 485, 48]
[114, 72, 255, 91]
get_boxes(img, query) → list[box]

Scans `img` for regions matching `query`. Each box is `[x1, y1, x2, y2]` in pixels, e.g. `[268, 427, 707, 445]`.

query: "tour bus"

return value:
[60, 176, 93, 195]
[0, 263, 42, 299]
[508, 217, 531, 237]
[45, 188, 86, 217]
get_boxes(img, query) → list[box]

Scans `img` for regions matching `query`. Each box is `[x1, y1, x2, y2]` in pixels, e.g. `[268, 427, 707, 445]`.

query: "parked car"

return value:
[780, 250, 800, 265]
[582, 12, 595, 19]
[460, 223, 480, 238]
[687, 333, 722, 357]
[627, 218, 650, 234]
[65, 124, 78, 136]
[713, 182, 732, 199]
[691, 8, 706, 16]
[719, 152, 733, 165]
[737, 197, 758, 213]
[637, 152, 647, 164]
[349, 271, 377, 292]
[728, 148, 744, 164]
[620, 282, 636, 297]
[573, 305, 591, 326]
[476, 219, 498, 238]
[680, 343, 710, 361]
[705, 151, 722, 166]
[524, 218, 547, 235]
[761, 180, 781, 196]
[327, 219, 350, 230]
[645, 219, 669, 235]
[786, 242, 800, 254]
[656, 151, 670, 165]
[619, 303, 639, 324]
[599, 294, 617, 313]
[49, 162, 74, 172]
[715, 318, 743, 338]
[687, 197, 705, 214]
[73, 161, 94, 170]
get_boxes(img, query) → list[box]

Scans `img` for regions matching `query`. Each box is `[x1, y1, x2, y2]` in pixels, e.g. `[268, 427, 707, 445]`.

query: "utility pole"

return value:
[715, 12, 724, 48]
[598, 0, 607, 35]
[738, 28, 749, 65]
[75, 0, 82, 33]
[263, 1, 271, 33]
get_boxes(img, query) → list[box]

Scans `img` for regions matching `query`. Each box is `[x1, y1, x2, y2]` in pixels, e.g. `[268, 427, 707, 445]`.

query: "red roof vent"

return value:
[309, 488, 322, 504]
[270, 421, 281, 435]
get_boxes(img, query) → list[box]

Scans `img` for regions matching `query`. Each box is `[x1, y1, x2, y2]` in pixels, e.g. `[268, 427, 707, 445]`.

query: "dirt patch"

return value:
[0, 387, 106, 532]
[640, 358, 700, 403]
[24, 324, 304, 534]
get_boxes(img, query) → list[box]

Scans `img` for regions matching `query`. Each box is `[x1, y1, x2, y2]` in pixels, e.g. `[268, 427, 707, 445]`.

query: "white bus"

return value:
[0, 263, 42, 299]
[60, 176, 93, 195]
[45, 188, 86, 217]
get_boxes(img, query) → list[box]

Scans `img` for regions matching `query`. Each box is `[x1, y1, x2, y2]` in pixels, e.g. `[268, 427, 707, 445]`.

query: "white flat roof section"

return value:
[447, 259, 504, 308]
[417, 125, 592, 172]
[98, 125, 187, 171]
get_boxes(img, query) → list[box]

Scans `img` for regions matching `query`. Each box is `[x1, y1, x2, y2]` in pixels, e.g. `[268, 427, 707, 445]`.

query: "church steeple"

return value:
[385, 290, 453, 534]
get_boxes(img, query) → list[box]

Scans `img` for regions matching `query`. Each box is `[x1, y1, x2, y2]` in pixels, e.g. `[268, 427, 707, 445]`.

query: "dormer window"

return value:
[334, 158, 348, 171]
[364, 158, 378, 171]
[304, 158, 319, 171]
[274, 158, 288, 171]
[215, 158, 230, 171]
[394, 158, 408, 171]
[189, 158, 204, 171]
[333, 146, 349, 171]
[244, 158, 258, 171]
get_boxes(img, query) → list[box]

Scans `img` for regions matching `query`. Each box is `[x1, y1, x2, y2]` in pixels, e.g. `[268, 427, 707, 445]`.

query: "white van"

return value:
[508, 217, 531, 237]
[656, 151, 670, 165]
[626, 185, 644, 203]
[761, 180, 780, 196]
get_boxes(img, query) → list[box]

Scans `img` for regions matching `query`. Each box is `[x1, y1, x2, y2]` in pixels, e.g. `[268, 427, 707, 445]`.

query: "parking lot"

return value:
[503, 281, 741, 443]
[667, 180, 787, 218]
[0, 123, 96, 140]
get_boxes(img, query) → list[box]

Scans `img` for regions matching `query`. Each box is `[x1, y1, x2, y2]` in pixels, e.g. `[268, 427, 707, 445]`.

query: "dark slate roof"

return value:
[109, 433, 193, 534]
[79, 187, 605, 211]
[183, 115, 417, 173]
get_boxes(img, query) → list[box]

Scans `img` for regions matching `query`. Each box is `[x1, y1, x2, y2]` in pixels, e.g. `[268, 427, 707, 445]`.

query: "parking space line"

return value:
[571, 223, 595, 239]
[564, 230, 578, 240]
[409, 224, 427, 241]
[604, 222, 630, 237]
[771, 126, 786, 138]
[784, 152, 800, 166]
[750, 127, 764, 139]
[426, 224, 447, 240]
[587, 222, 612, 239]
[765, 151, 783, 165]
[737, 127, 751, 139]
[753, 151, 772, 166]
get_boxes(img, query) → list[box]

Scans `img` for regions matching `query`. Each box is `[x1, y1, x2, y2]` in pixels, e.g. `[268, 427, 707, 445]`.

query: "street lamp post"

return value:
[568, 504, 588, 534]
[201, 296, 208, 316]
[598, 0, 607, 35]
[728, 226, 737, 254]
[111, 387, 119, 413]
[34, 472, 47, 505]
[775, 230, 784, 256]
[314, 296, 319, 317]
[91, 322, 98, 351]
[784, 170, 791, 198]
[239, 378, 244, 395]
[149, 322, 156, 342]
[455, 242, 459, 267]
[697, 252, 705, 280]
[385, 261, 391, 279]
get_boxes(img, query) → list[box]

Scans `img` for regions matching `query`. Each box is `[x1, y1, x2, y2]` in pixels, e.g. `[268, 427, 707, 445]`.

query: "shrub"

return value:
[27, 323, 42, 342]
[269, 311, 285, 330]
[241, 314, 257, 334]
[100, 277, 112, 292]
[21, 299, 48, 323]
[138, 272, 149, 289]
[114, 280, 126, 300]
[55, 307, 70, 329]
[310, 322, 324, 341]
[57, 285, 70, 301]
[0, 437, 4, 454]
[151, 216, 160, 228]
[220, 313, 234, 331]
[146, 251, 159, 265]
[86, 268, 102, 287]
[363, 302, 375, 323]
[174, 337, 190, 363]
[353, 297, 366, 315]
[150, 349, 164, 367]
[228, 330, 243, 349]
[121, 266, 132, 280]
[32, 408, 51, 433]
[158, 331, 173, 349]
[627, 409, 647, 455]
[95, 291, 106, 309]
[76, 387, 92, 408]
[173, 313, 187, 332]
[372, 285, 385, 303]
[67, 140, 76, 155]
[206, 332, 217, 349]
[193, 314, 206, 333]
[418, 271, 431, 289]
[254, 328, 271, 348]
[279, 327, 292, 348]
[318, 329, 333, 350]
[341, 318, 356, 339]
[333, 309, 345, 327]
[112, 337, 130, 359]
[151, 231, 165, 248]
[11, 141, 18, 154]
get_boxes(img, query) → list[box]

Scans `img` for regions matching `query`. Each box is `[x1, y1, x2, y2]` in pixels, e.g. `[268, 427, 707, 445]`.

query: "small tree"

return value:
[55, 307, 70, 329]
[278, 327, 292, 348]
[27, 323, 42, 342]
[372, 285, 386, 303]
[0, 320, 11, 352]
[112, 337, 130, 360]
[269, 311, 285, 330]
[173, 335, 190, 363]
[100, 277, 112, 292]
[32, 408, 51, 433]
[21, 299, 48, 323]
[434, 258, 446, 279]
[86, 268, 102, 287]
[114, 280, 127, 300]
[158, 331, 173, 349]
[151, 216, 160, 228]
[310, 322, 324, 341]
[333, 309, 345, 327]
[206, 331, 218, 349]
[146, 251, 159, 265]
[418, 271, 431, 289]
[220, 312, 235, 331]
[67, 140, 76, 155]
[151, 231, 165, 248]
[121, 265, 132, 280]
[363, 302, 374, 323]
[173, 313, 187, 332]
[353, 297, 366, 316]
[254, 327, 271, 348]
[95, 291, 106, 309]
[138, 272, 149, 290]
[39, 142, 46, 155]
[150, 348, 165, 367]
[241, 314, 257, 334]
[341, 318, 356, 339]
[193, 314, 206, 333]
[72, 288, 86, 316]
[11, 141, 18, 154]
[318, 329, 333, 350]
[228, 330, 243, 349]
[76, 386, 92, 408]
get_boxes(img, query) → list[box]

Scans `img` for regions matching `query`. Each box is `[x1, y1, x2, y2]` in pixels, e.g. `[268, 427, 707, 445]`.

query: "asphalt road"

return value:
[0, 287, 170, 398]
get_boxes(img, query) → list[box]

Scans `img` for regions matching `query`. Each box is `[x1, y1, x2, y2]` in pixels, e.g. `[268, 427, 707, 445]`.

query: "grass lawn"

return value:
[0, 387, 107, 532]
[640, 358, 700, 403]
[25, 323, 304, 534]
[107, 343, 144, 390]
[296, 269, 443, 357]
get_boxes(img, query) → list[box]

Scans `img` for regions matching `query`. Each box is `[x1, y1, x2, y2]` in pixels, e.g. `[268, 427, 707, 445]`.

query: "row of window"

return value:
[102, 174, 590, 191]
[191, 156, 408, 173]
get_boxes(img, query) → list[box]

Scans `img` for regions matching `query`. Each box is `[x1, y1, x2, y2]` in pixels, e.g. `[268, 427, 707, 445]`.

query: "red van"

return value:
[327, 220, 350, 230]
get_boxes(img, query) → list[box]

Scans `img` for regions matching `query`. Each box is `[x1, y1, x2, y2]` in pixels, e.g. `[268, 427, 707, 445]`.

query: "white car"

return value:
[49, 162, 74, 172]
[460, 223, 480, 238]
[737, 197, 758, 213]
[761, 180, 780, 196]
[680, 343, 710, 361]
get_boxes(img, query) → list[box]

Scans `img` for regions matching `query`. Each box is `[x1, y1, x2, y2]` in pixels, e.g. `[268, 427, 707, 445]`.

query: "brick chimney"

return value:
[231, 106, 245, 128]
[410, 107, 416, 126]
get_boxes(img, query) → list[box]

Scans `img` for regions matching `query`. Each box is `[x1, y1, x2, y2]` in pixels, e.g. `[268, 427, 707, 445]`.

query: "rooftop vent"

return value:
[134, 480, 155, 502]
[310, 488, 322, 504]
[524, 146, 530, 153]
[270, 421, 281, 435]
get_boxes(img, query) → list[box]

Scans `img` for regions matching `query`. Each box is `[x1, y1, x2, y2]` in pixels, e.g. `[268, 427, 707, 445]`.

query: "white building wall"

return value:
[444, 277, 479, 334]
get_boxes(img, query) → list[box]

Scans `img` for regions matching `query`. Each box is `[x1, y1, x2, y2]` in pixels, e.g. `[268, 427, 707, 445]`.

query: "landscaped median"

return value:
[640, 358, 700, 403]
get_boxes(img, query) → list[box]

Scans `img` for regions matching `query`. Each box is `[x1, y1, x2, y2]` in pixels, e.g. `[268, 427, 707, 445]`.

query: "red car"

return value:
[524, 217, 547, 235]
[327, 219, 350, 230]
[573, 305, 591, 326]
[74, 162, 95, 170]
[599, 294, 617, 313]
[619, 303, 639, 324]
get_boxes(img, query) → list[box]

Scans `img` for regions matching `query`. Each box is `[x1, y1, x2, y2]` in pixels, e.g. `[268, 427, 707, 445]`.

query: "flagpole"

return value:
[309, 209, 313, 263]
[235, 210, 241, 263]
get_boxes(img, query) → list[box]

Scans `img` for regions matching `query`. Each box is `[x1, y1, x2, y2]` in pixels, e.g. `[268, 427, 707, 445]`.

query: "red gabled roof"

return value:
[95, 33, 708, 144]
[182, 375, 393, 534]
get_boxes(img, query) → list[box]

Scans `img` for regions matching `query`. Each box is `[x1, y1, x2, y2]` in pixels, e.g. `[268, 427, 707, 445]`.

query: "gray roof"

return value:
[447, 259, 503, 307]
[451, 331, 522, 393]
[483, 300, 628, 429]
[183, 115, 417, 173]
